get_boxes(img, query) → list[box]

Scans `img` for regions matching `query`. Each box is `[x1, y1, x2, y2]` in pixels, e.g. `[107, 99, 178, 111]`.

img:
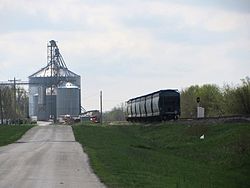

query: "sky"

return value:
[0, 0, 249, 111]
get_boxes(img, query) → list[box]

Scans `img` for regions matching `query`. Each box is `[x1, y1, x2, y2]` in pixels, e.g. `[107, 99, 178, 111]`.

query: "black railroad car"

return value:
[126, 90, 180, 122]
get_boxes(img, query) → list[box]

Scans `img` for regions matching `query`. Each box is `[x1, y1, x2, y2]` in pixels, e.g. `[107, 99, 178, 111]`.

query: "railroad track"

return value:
[178, 115, 250, 124]
[107, 115, 250, 126]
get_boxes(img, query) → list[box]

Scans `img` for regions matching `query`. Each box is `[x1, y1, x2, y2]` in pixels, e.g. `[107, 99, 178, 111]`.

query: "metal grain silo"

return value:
[56, 82, 80, 117]
[33, 94, 38, 116]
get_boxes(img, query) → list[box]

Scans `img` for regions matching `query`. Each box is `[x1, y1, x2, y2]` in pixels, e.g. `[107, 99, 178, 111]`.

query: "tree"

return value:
[103, 103, 126, 122]
[180, 85, 199, 118]
[16, 88, 29, 118]
[181, 84, 224, 118]
[1, 86, 14, 119]
[223, 77, 250, 115]
[198, 84, 224, 117]
[0, 86, 28, 124]
[222, 84, 237, 115]
[237, 77, 250, 114]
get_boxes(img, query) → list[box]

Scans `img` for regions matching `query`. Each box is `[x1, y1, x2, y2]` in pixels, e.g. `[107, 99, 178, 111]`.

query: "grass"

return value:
[0, 125, 34, 146]
[73, 122, 250, 188]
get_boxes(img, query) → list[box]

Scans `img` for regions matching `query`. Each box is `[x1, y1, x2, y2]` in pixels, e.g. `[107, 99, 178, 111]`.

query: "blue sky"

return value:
[0, 0, 249, 111]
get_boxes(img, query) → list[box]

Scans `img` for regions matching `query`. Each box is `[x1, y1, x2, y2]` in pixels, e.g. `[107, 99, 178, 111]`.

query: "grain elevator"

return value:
[28, 40, 81, 121]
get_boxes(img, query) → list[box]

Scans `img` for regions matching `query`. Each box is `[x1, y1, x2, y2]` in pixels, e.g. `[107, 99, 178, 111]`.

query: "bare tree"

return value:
[0, 86, 28, 124]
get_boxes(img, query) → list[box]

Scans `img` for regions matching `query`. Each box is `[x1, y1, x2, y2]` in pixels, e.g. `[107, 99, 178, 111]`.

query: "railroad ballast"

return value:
[126, 90, 180, 122]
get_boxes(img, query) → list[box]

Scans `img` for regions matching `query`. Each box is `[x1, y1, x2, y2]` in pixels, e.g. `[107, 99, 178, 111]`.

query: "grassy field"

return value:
[0, 125, 34, 146]
[73, 122, 250, 188]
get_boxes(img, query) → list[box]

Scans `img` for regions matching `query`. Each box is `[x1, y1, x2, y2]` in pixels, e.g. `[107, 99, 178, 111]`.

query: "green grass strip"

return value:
[0, 125, 34, 146]
[73, 122, 250, 188]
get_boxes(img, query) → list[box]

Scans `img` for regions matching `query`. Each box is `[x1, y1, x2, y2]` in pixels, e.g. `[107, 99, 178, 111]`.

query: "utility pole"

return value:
[51, 43, 53, 122]
[100, 90, 103, 124]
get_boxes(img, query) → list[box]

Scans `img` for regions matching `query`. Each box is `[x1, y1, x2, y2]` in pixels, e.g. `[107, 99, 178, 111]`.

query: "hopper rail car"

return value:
[126, 90, 180, 122]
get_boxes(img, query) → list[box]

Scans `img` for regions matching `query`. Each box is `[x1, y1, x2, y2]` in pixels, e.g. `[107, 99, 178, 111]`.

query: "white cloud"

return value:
[133, 1, 249, 32]
[1, 0, 249, 34]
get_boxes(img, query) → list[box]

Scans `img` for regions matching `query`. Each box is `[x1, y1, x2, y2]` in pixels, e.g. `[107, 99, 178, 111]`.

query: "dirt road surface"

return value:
[0, 124, 105, 188]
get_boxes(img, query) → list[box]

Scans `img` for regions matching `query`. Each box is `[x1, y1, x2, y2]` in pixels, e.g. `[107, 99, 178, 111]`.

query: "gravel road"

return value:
[0, 124, 105, 188]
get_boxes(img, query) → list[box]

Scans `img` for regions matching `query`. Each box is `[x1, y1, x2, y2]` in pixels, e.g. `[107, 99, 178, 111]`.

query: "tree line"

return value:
[105, 77, 250, 121]
[103, 105, 126, 122]
[0, 86, 28, 124]
[181, 77, 250, 118]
